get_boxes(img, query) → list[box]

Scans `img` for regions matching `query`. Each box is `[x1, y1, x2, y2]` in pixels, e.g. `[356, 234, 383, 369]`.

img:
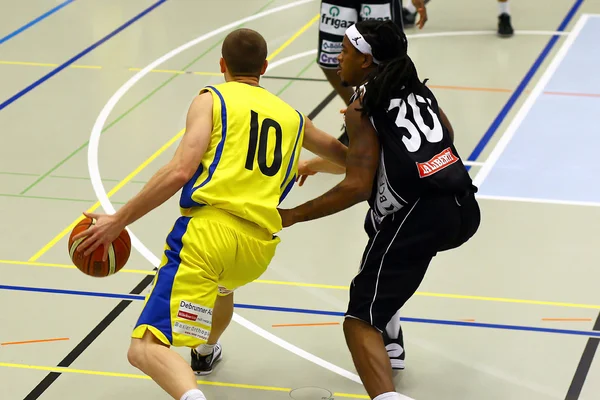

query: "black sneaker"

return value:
[498, 13, 514, 37]
[382, 325, 405, 370]
[190, 343, 223, 376]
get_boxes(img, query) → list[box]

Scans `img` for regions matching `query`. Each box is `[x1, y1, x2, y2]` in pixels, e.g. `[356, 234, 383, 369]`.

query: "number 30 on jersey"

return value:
[388, 93, 443, 153]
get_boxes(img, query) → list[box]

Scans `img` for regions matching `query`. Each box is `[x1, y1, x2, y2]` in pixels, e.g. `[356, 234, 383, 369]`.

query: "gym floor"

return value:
[1, 1, 599, 399]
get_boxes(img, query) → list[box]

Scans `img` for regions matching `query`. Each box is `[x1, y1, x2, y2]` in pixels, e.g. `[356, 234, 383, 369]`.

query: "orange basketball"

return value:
[68, 217, 131, 277]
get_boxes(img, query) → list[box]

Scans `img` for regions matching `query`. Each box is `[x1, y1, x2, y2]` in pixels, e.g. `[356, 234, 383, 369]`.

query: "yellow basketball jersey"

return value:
[179, 81, 305, 235]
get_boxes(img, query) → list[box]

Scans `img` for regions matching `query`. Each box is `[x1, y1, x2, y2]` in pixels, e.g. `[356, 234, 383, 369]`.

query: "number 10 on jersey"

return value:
[245, 110, 283, 177]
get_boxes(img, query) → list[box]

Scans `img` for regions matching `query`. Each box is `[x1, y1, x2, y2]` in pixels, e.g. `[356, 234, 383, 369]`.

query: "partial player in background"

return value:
[281, 20, 480, 399]
[497, 0, 514, 37]
[318, 0, 428, 106]
[72, 28, 346, 400]
[403, 0, 514, 37]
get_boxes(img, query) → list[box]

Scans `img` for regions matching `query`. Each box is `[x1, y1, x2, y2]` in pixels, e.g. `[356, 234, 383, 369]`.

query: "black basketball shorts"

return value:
[346, 190, 481, 332]
[318, 0, 404, 69]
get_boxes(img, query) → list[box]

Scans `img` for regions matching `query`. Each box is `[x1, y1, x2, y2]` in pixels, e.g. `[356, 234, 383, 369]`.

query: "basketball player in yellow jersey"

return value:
[72, 28, 348, 400]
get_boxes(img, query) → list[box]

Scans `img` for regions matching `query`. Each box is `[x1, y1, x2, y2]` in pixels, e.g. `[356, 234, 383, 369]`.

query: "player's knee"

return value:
[127, 340, 145, 369]
[127, 330, 166, 369]
[343, 316, 374, 338]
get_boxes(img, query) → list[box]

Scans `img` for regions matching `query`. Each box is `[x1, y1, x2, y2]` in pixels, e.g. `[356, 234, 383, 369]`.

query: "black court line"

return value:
[564, 312, 600, 400]
[21, 90, 337, 398]
[263, 75, 328, 83]
[308, 90, 337, 120]
[23, 274, 155, 400]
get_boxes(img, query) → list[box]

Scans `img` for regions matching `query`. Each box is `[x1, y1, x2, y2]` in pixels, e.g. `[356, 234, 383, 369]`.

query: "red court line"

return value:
[1, 338, 69, 346]
[429, 84, 513, 93]
[272, 322, 340, 328]
[460, 319, 476, 322]
[428, 85, 600, 98]
[544, 91, 600, 98]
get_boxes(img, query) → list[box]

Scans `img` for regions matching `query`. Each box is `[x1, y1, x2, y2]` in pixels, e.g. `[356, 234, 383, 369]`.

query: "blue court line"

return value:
[2, 284, 600, 338]
[0, 0, 75, 45]
[0, 0, 168, 111]
[467, 0, 584, 165]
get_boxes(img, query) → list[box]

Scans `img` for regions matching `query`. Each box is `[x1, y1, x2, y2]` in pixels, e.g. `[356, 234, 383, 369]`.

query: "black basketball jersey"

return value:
[354, 84, 475, 224]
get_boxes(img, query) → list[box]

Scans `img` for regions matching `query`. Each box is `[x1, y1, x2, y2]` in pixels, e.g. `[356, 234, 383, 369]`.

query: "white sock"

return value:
[196, 343, 215, 356]
[374, 392, 403, 400]
[385, 309, 402, 340]
[405, 1, 416, 14]
[498, 1, 509, 15]
[180, 389, 206, 400]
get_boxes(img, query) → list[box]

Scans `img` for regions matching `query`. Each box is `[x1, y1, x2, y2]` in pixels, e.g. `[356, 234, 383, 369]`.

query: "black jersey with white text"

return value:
[361, 84, 475, 223]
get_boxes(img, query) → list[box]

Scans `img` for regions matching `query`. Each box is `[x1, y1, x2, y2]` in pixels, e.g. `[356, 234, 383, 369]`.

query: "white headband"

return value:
[345, 24, 380, 64]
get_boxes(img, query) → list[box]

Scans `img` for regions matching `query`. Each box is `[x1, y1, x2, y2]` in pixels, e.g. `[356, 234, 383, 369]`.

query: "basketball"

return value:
[68, 217, 131, 277]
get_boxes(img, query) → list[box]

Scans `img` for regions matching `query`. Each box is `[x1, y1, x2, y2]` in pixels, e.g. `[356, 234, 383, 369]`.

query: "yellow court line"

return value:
[413, 292, 600, 310]
[3, 259, 600, 311]
[0, 60, 102, 69]
[267, 14, 319, 61]
[0, 60, 60, 67]
[129, 67, 186, 74]
[28, 15, 322, 263]
[28, 132, 185, 262]
[0, 362, 368, 398]
[0, 259, 152, 275]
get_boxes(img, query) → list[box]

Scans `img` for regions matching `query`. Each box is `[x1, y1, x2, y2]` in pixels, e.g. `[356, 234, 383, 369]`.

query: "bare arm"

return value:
[72, 92, 214, 258]
[280, 101, 379, 226]
[303, 157, 346, 174]
[302, 117, 347, 167]
[114, 93, 213, 226]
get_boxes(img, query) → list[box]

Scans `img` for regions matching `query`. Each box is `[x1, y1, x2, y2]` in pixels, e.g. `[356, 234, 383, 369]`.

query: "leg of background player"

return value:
[402, 0, 429, 28]
[322, 67, 354, 106]
[498, 0, 514, 37]
[344, 318, 398, 398]
[128, 330, 205, 400]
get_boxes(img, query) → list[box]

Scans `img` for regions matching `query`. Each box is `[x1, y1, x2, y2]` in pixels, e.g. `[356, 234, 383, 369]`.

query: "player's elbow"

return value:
[172, 166, 195, 186]
[343, 178, 371, 203]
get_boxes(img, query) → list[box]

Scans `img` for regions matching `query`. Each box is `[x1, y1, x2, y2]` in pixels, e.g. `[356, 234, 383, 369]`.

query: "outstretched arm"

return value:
[73, 92, 214, 259]
[301, 117, 348, 167]
[280, 101, 379, 227]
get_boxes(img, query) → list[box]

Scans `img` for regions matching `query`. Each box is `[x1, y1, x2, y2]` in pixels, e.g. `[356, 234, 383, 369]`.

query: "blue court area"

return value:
[478, 15, 600, 204]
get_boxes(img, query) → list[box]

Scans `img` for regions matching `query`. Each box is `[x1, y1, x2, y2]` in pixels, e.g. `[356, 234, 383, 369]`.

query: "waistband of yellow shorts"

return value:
[181, 206, 274, 241]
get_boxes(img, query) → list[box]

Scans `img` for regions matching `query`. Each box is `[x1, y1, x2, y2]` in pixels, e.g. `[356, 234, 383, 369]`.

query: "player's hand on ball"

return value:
[412, 0, 428, 29]
[72, 211, 126, 261]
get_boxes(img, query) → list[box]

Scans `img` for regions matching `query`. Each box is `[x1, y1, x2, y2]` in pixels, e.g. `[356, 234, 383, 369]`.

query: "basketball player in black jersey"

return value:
[317, 0, 428, 106]
[279, 20, 480, 399]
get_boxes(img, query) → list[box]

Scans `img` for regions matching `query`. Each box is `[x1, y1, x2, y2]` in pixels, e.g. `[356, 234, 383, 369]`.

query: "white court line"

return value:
[477, 195, 600, 208]
[472, 15, 589, 188]
[265, 49, 317, 72]
[268, 29, 570, 73]
[406, 30, 569, 39]
[464, 161, 484, 167]
[85, 0, 398, 396]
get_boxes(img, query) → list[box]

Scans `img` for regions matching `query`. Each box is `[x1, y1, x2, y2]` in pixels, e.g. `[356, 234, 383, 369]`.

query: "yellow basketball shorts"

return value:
[132, 206, 280, 348]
